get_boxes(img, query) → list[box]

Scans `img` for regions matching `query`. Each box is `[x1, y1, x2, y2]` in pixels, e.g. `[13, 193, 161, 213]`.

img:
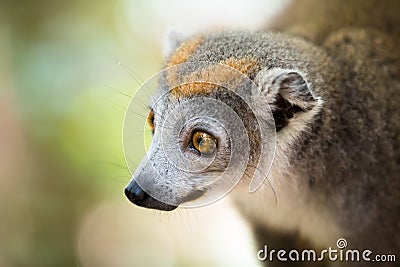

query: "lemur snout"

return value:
[124, 180, 177, 211]
[125, 180, 147, 203]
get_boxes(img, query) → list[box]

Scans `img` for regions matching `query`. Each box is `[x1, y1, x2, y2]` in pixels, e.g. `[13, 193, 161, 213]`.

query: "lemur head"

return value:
[125, 31, 333, 211]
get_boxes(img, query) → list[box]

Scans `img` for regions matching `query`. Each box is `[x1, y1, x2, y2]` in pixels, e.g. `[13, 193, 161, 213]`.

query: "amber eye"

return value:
[147, 110, 155, 133]
[192, 131, 217, 154]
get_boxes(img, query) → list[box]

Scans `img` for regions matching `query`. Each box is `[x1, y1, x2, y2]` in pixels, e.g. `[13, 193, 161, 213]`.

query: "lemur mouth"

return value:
[124, 180, 177, 211]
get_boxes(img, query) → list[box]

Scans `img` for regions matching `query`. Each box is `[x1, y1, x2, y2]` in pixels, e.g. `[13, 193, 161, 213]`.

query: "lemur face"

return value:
[124, 64, 270, 210]
[124, 32, 325, 211]
[125, 92, 234, 211]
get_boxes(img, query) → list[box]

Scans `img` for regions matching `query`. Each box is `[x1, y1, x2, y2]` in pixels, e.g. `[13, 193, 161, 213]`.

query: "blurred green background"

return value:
[0, 1, 284, 266]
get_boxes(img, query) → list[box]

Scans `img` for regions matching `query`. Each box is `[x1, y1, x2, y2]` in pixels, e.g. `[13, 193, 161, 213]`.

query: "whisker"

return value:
[106, 85, 134, 99]
[114, 57, 145, 86]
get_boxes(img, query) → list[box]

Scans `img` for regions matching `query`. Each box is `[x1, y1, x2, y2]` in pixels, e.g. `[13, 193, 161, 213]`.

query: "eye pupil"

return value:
[192, 131, 216, 154]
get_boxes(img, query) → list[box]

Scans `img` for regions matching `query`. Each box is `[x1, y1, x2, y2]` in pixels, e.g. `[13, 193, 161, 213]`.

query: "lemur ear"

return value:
[163, 29, 187, 58]
[255, 68, 321, 131]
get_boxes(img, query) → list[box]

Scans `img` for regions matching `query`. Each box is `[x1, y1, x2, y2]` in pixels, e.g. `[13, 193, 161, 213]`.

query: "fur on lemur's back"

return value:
[269, 0, 400, 44]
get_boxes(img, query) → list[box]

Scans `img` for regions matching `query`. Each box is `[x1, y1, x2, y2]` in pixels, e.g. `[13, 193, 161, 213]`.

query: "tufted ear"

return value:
[163, 29, 187, 58]
[255, 68, 322, 131]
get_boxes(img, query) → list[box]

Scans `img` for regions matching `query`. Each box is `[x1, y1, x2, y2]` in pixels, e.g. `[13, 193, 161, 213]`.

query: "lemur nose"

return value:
[124, 180, 149, 204]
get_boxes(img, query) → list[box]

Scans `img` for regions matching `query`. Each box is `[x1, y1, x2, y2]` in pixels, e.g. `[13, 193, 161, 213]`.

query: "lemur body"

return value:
[125, 0, 400, 265]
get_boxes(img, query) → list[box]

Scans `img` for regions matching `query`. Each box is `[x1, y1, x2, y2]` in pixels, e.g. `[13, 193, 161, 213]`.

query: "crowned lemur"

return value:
[124, 0, 400, 266]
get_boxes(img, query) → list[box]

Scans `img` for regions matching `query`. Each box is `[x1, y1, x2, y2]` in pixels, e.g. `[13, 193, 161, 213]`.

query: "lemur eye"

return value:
[192, 131, 217, 155]
[147, 110, 155, 133]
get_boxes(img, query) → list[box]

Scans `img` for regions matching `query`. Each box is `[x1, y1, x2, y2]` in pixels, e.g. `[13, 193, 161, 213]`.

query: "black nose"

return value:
[124, 179, 178, 211]
[124, 180, 149, 204]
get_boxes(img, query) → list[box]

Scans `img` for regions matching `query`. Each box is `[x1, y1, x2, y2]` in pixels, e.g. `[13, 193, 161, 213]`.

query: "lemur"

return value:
[125, 0, 400, 266]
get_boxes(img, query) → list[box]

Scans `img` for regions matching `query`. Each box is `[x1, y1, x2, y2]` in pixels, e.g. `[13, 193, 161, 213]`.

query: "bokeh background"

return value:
[0, 1, 287, 266]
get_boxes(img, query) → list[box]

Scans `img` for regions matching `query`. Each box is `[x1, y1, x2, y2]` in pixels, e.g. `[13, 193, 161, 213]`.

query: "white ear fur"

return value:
[163, 29, 187, 58]
[255, 68, 320, 110]
[254, 68, 323, 133]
